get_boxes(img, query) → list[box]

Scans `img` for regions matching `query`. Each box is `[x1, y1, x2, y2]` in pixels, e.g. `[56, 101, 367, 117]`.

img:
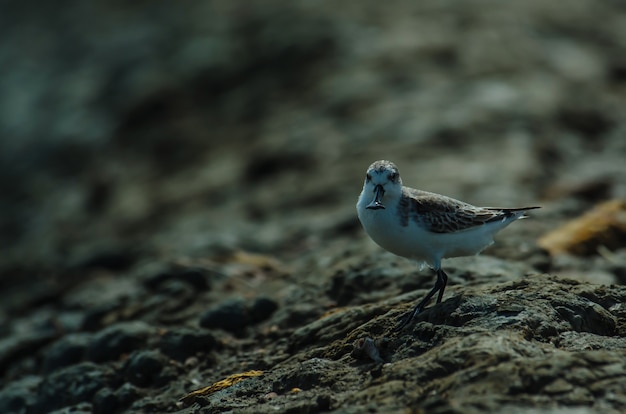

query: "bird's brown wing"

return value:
[399, 188, 537, 233]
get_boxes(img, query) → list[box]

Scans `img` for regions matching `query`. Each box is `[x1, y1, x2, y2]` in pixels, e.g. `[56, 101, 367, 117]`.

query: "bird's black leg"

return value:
[395, 267, 448, 331]
[435, 268, 448, 304]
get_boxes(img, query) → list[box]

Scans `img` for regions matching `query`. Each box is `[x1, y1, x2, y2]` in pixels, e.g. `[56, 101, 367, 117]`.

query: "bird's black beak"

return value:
[366, 184, 385, 210]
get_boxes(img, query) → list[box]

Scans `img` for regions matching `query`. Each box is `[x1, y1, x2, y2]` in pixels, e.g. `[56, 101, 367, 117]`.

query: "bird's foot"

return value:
[394, 308, 419, 332]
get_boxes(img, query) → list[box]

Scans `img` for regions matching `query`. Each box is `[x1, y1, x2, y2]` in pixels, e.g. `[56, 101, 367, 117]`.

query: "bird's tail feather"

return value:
[486, 206, 540, 220]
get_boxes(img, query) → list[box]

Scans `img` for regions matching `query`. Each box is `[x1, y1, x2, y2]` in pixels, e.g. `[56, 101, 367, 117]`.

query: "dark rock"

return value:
[0, 329, 57, 378]
[0, 278, 64, 318]
[272, 358, 349, 392]
[198, 296, 278, 333]
[115, 382, 143, 407]
[92, 388, 119, 414]
[556, 331, 626, 351]
[157, 327, 217, 361]
[85, 321, 153, 362]
[80, 302, 122, 332]
[199, 299, 250, 332]
[0, 375, 40, 414]
[48, 402, 93, 413]
[143, 267, 212, 291]
[272, 302, 321, 329]
[124, 350, 168, 387]
[91, 383, 144, 414]
[177, 268, 213, 291]
[249, 297, 279, 323]
[553, 298, 616, 336]
[34, 362, 115, 413]
[54, 310, 86, 333]
[72, 247, 138, 272]
[157, 279, 195, 297]
[608, 59, 626, 83]
[42, 333, 91, 374]
[142, 270, 181, 290]
[328, 269, 394, 306]
[557, 107, 614, 138]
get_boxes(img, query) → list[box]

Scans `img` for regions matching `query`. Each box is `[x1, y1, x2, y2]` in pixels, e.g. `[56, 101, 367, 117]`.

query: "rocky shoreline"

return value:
[2, 1, 626, 413]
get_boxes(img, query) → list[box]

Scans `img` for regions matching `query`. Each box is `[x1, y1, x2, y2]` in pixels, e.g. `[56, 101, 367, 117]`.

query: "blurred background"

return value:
[1, 0, 625, 292]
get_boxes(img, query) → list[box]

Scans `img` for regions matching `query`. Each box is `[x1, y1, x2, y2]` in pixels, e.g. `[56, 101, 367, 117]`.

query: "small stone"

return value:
[73, 247, 137, 271]
[54, 311, 86, 333]
[115, 382, 142, 407]
[0, 375, 41, 414]
[49, 402, 93, 413]
[199, 299, 250, 332]
[143, 267, 212, 291]
[178, 268, 212, 291]
[86, 321, 153, 362]
[199, 297, 279, 332]
[250, 297, 279, 323]
[125, 350, 168, 387]
[34, 362, 113, 412]
[0, 321, 57, 377]
[80, 302, 120, 331]
[543, 378, 574, 394]
[157, 279, 194, 297]
[158, 327, 217, 361]
[93, 388, 119, 414]
[42, 333, 91, 374]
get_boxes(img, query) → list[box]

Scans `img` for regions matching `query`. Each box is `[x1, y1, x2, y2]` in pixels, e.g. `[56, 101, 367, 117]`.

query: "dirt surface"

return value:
[1, 1, 626, 413]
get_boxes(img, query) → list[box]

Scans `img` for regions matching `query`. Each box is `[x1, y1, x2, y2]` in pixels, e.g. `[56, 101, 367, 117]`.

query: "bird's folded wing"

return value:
[402, 188, 511, 234]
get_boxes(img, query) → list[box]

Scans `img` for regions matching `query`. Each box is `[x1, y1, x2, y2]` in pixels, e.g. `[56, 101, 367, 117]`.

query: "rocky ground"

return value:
[1, 1, 626, 413]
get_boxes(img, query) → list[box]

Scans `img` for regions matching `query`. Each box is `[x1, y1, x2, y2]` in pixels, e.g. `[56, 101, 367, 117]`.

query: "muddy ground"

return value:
[1, 1, 626, 413]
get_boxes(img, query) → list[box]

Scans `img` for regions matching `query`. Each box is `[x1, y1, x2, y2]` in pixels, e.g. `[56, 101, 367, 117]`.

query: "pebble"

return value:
[158, 327, 217, 361]
[0, 375, 41, 414]
[85, 321, 153, 362]
[199, 299, 250, 332]
[199, 297, 279, 333]
[34, 362, 114, 413]
[124, 350, 168, 387]
[0, 310, 59, 376]
[0, 332, 55, 379]
[80, 302, 121, 331]
[92, 383, 143, 414]
[115, 382, 142, 406]
[92, 387, 119, 414]
[42, 333, 92, 374]
[250, 297, 279, 323]
[143, 267, 212, 291]
[72, 247, 137, 272]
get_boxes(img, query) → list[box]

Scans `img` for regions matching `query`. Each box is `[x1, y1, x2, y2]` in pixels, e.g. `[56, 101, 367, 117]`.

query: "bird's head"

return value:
[363, 160, 402, 210]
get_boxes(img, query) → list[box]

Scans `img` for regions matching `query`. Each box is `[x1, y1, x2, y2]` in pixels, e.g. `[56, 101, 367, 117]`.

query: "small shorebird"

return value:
[356, 160, 539, 330]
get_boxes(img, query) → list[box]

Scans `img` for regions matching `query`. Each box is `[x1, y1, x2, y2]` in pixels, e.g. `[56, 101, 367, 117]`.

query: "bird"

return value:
[356, 160, 539, 330]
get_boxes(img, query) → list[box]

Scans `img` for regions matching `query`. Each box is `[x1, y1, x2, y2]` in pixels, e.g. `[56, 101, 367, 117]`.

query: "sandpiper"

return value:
[356, 160, 539, 330]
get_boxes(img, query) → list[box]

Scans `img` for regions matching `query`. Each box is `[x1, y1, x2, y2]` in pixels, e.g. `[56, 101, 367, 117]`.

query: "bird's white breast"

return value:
[357, 192, 499, 266]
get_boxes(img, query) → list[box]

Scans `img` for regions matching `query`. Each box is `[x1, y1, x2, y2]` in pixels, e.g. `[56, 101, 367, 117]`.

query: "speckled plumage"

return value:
[397, 186, 532, 233]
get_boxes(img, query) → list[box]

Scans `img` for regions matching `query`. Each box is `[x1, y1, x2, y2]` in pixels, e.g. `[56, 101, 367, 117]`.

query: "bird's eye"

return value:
[389, 173, 397, 181]
[366, 173, 372, 182]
